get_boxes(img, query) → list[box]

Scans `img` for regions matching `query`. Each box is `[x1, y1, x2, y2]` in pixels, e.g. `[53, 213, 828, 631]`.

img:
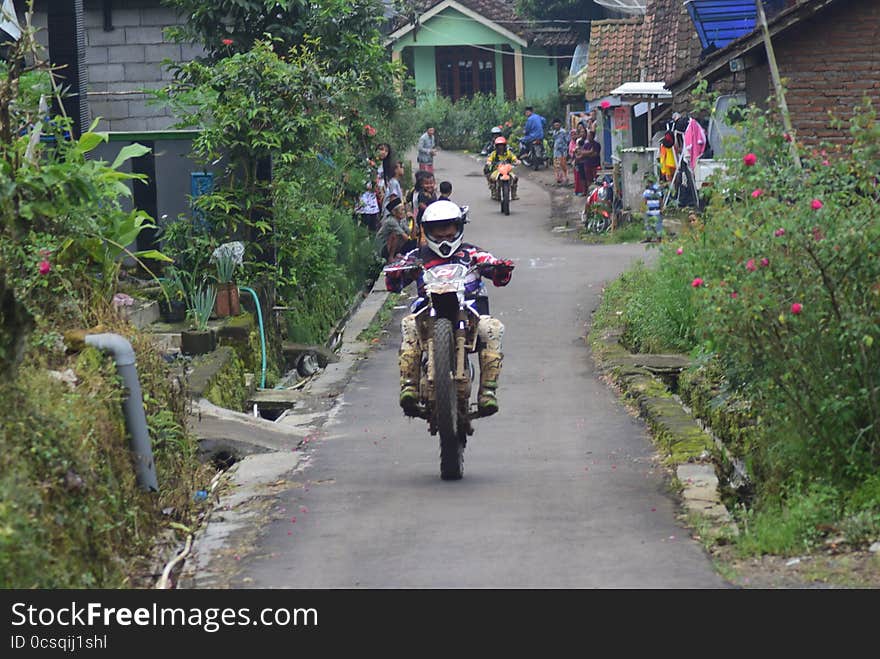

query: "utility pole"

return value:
[755, 0, 801, 168]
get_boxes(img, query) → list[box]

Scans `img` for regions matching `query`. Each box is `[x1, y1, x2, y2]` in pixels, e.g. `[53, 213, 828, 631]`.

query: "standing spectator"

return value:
[414, 172, 437, 223]
[375, 142, 393, 210]
[572, 123, 588, 196]
[581, 131, 602, 191]
[417, 127, 436, 173]
[355, 177, 380, 231]
[550, 118, 569, 186]
[438, 180, 452, 200]
[383, 160, 405, 218]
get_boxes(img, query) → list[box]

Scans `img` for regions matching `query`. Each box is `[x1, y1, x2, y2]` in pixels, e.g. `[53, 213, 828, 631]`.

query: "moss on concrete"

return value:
[189, 346, 249, 411]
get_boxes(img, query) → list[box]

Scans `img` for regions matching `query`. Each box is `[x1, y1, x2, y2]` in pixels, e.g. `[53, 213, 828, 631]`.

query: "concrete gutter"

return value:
[589, 325, 737, 534]
[177, 278, 391, 588]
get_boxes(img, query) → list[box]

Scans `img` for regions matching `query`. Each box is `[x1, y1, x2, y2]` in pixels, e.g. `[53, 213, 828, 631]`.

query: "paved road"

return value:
[232, 151, 727, 588]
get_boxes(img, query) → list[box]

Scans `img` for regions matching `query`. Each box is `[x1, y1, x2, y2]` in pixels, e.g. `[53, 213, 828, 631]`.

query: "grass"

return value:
[579, 220, 646, 245]
[357, 293, 400, 344]
[0, 314, 211, 588]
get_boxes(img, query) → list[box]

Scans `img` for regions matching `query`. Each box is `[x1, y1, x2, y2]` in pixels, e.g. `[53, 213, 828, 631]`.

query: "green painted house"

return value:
[386, 0, 580, 102]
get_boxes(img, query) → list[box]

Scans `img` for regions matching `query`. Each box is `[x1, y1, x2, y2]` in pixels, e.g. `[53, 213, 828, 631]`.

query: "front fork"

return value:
[424, 310, 471, 404]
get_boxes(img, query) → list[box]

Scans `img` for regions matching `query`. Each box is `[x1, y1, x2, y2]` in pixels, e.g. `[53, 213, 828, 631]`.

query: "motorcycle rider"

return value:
[484, 136, 520, 201]
[518, 106, 546, 157]
[385, 200, 515, 417]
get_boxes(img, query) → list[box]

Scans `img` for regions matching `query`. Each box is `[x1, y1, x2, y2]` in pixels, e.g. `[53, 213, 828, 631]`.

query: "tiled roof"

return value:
[390, 0, 577, 47]
[583, 18, 643, 101]
[530, 27, 581, 48]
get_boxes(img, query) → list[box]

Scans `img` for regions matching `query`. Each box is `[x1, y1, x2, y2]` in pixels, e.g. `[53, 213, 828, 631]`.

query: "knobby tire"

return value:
[434, 318, 463, 480]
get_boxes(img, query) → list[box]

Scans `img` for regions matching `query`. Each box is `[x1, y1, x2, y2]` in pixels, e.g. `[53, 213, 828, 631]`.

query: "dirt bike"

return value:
[383, 260, 502, 480]
[519, 137, 546, 171]
[496, 162, 515, 216]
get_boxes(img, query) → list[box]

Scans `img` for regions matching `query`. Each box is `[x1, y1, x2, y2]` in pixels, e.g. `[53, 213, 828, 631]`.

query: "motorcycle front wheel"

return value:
[433, 318, 464, 480]
[500, 180, 510, 215]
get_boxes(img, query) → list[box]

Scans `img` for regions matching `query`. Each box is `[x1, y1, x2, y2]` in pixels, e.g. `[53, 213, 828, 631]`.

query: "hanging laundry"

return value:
[684, 117, 708, 164]
[659, 144, 676, 181]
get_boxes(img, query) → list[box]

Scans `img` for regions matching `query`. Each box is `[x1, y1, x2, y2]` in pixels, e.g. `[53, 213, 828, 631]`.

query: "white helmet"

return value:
[490, 125, 503, 135]
[421, 199, 464, 258]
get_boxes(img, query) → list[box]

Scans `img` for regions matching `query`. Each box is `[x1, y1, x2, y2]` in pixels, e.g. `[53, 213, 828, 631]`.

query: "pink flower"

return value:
[822, 160, 830, 166]
[221, 38, 233, 46]
[811, 199, 823, 210]
[774, 228, 786, 237]
[676, 247, 683, 255]
[791, 302, 803, 315]
[760, 257, 770, 267]
[600, 100, 611, 109]
[364, 124, 377, 137]
[746, 259, 757, 272]
[751, 188, 763, 198]
[783, 133, 792, 142]
[691, 277, 703, 288]
[38, 260, 51, 275]
[743, 153, 757, 166]
[731, 292, 739, 299]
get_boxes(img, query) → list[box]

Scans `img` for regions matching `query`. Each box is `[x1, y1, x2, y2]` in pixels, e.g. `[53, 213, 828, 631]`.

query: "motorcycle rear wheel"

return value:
[434, 318, 464, 480]
[500, 180, 510, 215]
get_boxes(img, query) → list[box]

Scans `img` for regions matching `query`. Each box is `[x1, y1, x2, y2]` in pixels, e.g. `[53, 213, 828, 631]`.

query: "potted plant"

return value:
[181, 284, 217, 356]
[212, 250, 240, 318]
[158, 267, 187, 323]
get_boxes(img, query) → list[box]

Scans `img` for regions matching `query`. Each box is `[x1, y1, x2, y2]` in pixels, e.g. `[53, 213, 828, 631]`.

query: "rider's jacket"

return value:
[486, 147, 518, 170]
[385, 244, 513, 302]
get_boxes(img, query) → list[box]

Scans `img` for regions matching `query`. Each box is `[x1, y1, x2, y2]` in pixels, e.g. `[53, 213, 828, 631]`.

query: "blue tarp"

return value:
[685, 0, 787, 51]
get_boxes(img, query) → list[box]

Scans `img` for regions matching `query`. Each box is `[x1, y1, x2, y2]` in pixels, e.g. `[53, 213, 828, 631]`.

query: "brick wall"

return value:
[671, 0, 879, 147]
[32, 0, 204, 132]
[773, 0, 880, 146]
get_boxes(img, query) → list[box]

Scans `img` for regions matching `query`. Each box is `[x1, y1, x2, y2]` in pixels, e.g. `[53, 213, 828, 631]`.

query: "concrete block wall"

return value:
[31, 0, 205, 132]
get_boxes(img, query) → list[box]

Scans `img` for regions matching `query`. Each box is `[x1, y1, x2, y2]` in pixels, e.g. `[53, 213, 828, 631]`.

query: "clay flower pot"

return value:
[214, 282, 240, 318]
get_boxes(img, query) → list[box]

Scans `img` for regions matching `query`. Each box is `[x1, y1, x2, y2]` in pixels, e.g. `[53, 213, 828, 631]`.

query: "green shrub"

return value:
[607, 99, 880, 552]
[414, 92, 564, 151]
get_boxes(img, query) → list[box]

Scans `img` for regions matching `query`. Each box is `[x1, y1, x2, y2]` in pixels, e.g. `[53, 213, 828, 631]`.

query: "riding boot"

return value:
[477, 350, 503, 416]
[399, 348, 421, 416]
[511, 180, 519, 201]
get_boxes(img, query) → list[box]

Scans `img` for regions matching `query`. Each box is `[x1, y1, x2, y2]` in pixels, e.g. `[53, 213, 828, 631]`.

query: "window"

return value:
[435, 47, 496, 101]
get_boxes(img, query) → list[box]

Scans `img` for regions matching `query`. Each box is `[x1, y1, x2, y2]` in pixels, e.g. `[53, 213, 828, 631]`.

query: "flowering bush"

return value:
[616, 99, 880, 524]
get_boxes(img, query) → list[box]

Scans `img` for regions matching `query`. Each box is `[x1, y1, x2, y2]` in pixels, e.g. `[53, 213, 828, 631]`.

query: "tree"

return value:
[515, 0, 609, 23]
[163, 0, 393, 83]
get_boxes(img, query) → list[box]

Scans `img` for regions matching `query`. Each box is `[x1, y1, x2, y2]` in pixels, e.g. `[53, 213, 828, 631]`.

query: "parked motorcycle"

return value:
[496, 162, 515, 216]
[519, 137, 546, 171]
[382, 259, 508, 480]
[581, 174, 618, 233]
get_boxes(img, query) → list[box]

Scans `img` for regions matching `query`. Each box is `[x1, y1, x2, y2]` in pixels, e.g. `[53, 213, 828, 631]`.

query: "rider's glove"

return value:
[385, 269, 404, 292]
[491, 259, 515, 286]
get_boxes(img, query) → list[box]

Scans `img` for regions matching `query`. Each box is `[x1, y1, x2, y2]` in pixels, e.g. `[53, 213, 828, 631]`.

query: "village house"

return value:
[666, 0, 880, 148]
[385, 0, 582, 102]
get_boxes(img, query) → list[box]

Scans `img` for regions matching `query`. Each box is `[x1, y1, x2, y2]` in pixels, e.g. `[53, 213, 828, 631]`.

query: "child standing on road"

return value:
[642, 175, 663, 242]
[438, 180, 452, 201]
